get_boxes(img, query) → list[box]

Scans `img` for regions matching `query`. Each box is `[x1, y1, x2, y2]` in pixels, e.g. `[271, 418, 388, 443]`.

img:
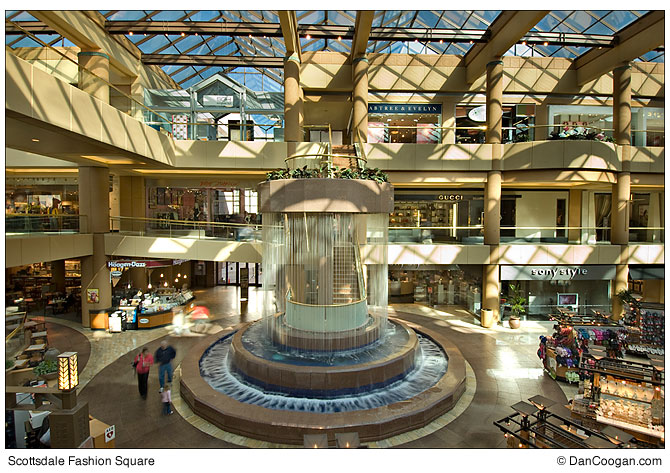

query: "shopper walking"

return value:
[161, 382, 174, 415]
[133, 347, 154, 400]
[155, 339, 176, 392]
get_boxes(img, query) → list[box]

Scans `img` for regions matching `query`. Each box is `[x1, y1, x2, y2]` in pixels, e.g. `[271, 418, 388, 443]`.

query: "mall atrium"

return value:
[3, 9, 666, 450]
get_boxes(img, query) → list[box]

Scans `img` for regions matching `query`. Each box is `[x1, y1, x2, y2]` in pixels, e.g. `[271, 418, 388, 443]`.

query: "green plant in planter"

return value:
[507, 284, 527, 319]
[6, 359, 15, 370]
[266, 168, 290, 181]
[335, 168, 360, 179]
[33, 359, 58, 376]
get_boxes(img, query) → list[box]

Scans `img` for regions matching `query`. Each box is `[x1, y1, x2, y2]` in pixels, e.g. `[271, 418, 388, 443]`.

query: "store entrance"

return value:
[217, 262, 261, 286]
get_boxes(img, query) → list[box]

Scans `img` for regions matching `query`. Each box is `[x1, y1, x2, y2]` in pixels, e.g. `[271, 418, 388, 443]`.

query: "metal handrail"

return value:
[284, 152, 368, 166]
[110, 215, 262, 228]
[6, 19, 171, 127]
[286, 296, 367, 308]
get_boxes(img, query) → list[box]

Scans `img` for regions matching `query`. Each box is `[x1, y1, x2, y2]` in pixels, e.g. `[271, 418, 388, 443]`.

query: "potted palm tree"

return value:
[507, 285, 526, 329]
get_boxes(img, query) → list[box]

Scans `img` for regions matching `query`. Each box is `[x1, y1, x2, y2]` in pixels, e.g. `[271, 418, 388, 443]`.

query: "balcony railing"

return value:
[5, 214, 87, 236]
[109, 216, 261, 241]
[388, 225, 664, 245]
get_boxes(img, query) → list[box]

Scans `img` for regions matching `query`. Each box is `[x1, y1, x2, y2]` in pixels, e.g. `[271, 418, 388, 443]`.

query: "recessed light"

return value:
[32, 138, 40, 142]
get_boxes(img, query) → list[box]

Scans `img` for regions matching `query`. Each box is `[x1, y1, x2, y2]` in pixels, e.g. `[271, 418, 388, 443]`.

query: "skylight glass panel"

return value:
[151, 11, 186, 21]
[534, 13, 563, 32]
[7, 11, 38, 21]
[464, 11, 497, 29]
[137, 35, 171, 53]
[559, 11, 598, 33]
[297, 11, 325, 24]
[189, 10, 220, 21]
[105, 10, 146, 20]
[441, 11, 471, 28]
[582, 21, 615, 35]
[605, 10, 644, 32]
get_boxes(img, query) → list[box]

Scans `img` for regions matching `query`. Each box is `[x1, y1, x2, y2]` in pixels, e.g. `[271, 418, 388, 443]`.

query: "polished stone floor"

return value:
[41, 285, 569, 448]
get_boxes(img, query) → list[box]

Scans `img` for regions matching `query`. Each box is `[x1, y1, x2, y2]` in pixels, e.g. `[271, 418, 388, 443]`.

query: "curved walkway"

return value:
[51, 292, 567, 448]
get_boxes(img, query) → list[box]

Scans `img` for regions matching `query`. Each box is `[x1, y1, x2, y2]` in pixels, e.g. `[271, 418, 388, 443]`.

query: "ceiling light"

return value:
[337, 36, 342, 41]
[439, 39, 443, 44]
[469, 40, 473, 44]
[306, 34, 311, 40]
[522, 41, 526, 46]
[129, 31, 133, 36]
[543, 42, 548, 46]
[181, 32, 185, 37]
[31, 138, 39, 142]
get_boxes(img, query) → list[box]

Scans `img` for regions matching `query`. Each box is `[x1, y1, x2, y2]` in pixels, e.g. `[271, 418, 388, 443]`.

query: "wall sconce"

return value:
[58, 352, 79, 391]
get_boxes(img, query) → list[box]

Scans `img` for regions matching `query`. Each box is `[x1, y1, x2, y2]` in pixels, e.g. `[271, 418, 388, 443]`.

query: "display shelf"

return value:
[595, 415, 664, 440]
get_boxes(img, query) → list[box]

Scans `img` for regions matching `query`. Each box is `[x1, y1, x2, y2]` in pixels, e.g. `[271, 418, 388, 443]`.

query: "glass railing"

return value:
[388, 226, 484, 244]
[367, 124, 664, 145]
[388, 226, 664, 245]
[109, 216, 261, 241]
[5, 214, 87, 235]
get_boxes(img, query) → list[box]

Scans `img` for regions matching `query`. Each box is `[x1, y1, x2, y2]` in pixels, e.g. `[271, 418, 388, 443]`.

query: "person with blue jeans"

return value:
[155, 339, 176, 392]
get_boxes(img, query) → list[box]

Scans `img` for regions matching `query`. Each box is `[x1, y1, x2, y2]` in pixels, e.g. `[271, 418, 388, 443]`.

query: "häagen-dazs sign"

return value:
[501, 265, 616, 281]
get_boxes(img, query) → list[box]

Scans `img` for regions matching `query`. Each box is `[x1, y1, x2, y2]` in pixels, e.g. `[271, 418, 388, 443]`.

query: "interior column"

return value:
[78, 166, 111, 327]
[568, 189, 582, 243]
[482, 59, 504, 323]
[77, 50, 110, 104]
[611, 63, 632, 319]
[119, 176, 146, 233]
[51, 259, 66, 293]
[440, 99, 456, 144]
[284, 54, 303, 156]
[352, 55, 369, 144]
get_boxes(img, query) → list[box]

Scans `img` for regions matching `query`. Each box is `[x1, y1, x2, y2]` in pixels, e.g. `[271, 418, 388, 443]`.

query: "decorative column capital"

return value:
[285, 53, 301, 65]
[77, 51, 110, 60]
[486, 59, 504, 68]
[352, 55, 369, 65]
[613, 63, 632, 72]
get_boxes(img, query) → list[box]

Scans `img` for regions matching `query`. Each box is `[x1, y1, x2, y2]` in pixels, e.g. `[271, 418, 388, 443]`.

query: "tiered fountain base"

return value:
[180, 318, 466, 445]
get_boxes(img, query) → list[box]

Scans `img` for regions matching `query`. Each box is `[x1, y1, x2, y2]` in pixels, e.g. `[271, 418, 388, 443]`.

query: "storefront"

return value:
[389, 189, 485, 244]
[216, 262, 262, 287]
[628, 265, 665, 304]
[102, 259, 195, 330]
[5, 177, 79, 215]
[501, 264, 614, 316]
[389, 264, 482, 313]
[455, 104, 535, 144]
[5, 260, 81, 312]
[146, 179, 259, 226]
[368, 103, 442, 143]
[548, 104, 664, 146]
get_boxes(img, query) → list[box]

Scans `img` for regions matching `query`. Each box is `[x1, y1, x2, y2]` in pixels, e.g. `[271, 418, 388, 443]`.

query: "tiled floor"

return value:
[41, 286, 571, 448]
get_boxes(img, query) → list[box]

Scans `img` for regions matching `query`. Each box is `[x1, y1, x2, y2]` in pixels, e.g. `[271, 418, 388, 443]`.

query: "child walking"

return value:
[161, 382, 173, 415]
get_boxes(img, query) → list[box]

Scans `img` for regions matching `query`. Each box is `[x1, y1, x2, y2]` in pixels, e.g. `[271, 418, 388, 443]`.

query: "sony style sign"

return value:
[501, 265, 616, 281]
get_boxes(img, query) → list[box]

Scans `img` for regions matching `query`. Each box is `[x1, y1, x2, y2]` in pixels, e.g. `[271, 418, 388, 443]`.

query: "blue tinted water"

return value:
[242, 321, 409, 366]
[199, 326, 448, 413]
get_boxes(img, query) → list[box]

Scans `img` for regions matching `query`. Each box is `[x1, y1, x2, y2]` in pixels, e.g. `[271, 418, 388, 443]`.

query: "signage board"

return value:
[104, 425, 115, 442]
[239, 267, 249, 300]
[202, 95, 234, 107]
[500, 265, 616, 281]
[468, 105, 487, 122]
[368, 103, 442, 114]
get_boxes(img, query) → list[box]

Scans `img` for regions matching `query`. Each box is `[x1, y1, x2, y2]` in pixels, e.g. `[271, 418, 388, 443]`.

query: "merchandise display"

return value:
[572, 355, 664, 444]
[112, 289, 195, 330]
[624, 302, 665, 356]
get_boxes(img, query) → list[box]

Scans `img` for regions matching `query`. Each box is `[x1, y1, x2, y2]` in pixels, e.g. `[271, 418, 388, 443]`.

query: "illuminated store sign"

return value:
[368, 103, 442, 114]
[501, 265, 615, 281]
[437, 194, 464, 201]
[202, 95, 234, 107]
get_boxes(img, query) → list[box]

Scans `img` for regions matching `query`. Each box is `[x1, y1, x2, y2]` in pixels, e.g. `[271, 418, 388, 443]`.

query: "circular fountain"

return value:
[180, 176, 466, 445]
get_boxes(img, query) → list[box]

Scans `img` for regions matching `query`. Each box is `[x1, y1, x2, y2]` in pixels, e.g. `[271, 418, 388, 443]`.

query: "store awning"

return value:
[629, 265, 665, 280]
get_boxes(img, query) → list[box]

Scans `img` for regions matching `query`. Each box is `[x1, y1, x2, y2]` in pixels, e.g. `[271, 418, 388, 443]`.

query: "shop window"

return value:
[245, 189, 258, 215]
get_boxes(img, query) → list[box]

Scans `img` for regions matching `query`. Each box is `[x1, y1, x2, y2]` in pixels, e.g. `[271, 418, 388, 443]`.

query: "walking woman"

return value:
[133, 347, 154, 399]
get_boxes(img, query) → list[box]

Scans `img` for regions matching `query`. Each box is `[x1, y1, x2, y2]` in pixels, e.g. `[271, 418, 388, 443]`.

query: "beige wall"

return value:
[5, 234, 93, 268]
[514, 191, 569, 239]
[300, 53, 664, 98]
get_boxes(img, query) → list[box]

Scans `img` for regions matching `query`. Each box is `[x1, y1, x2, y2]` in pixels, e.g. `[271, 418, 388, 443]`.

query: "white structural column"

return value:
[78, 166, 111, 327]
[78, 50, 110, 104]
[352, 55, 369, 144]
[284, 53, 303, 156]
[611, 63, 632, 320]
[482, 59, 503, 323]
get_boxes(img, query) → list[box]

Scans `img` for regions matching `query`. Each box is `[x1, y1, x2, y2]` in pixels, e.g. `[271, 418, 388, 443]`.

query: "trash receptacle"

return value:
[480, 309, 494, 328]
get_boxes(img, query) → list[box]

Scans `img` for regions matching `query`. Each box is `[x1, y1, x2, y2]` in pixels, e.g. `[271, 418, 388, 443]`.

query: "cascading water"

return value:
[182, 178, 464, 444]
[199, 328, 447, 412]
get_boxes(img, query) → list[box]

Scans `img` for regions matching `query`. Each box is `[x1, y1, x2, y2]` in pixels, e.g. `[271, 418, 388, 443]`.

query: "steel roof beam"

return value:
[463, 10, 549, 83]
[278, 11, 301, 61]
[574, 11, 665, 85]
[351, 11, 375, 58]
[141, 54, 285, 68]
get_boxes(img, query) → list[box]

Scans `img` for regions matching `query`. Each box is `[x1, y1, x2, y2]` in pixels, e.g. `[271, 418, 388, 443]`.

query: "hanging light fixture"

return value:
[57, 352, 79, 391]
[164, 282, 168, 287]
